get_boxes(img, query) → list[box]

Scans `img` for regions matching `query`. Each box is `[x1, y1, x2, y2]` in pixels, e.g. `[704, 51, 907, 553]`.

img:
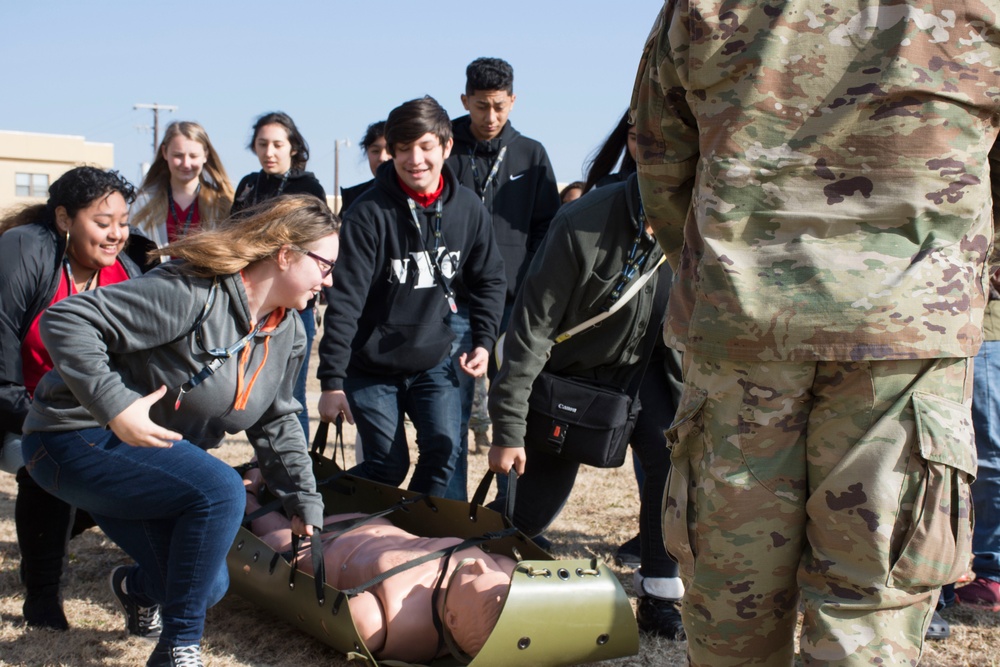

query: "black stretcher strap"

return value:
[315, 493, 430, 542]
[470, 469, 517, 526]
[333, 527, 518, 602]
[311, 417, 347, 469]
[331, 527, 518, 657]
[275, 493, 434, 605]
[242, 467, 352, 528]
[290, 530, 327, 605]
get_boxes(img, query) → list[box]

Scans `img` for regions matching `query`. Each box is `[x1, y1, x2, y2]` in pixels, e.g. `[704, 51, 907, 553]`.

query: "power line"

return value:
[133, 103, 178, 157]
[80, 110, 136, 138]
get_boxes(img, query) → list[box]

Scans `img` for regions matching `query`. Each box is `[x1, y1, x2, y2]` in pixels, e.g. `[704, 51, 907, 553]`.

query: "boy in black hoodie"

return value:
[317, 96, 506, 498]
[444, 57, 561, 500]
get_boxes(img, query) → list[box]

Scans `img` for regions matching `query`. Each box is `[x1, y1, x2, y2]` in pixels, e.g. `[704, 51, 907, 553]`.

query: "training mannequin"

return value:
[243, 469, 514, 661]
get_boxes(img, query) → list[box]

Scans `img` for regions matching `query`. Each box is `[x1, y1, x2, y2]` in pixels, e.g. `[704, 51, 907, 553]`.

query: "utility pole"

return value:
[134, 103, 178, 156]
[334, 139, 351, 214]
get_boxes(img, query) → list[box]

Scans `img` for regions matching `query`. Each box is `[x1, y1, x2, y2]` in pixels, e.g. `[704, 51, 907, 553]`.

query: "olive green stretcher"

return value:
[226, 444, 639, 666]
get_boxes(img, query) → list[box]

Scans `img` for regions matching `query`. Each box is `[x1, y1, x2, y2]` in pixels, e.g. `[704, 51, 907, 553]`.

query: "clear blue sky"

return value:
[1, 1, 662, 194]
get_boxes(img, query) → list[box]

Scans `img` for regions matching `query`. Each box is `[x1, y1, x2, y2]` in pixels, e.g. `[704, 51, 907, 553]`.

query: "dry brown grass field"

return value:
[2, 324, 999, 666]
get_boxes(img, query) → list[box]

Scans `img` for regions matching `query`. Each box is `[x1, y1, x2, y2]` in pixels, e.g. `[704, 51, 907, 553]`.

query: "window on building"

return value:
[15, 173, 49, 197]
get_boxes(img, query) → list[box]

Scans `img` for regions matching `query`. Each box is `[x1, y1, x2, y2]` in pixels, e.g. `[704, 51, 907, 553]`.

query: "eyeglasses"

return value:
[295, 247, 336, 278]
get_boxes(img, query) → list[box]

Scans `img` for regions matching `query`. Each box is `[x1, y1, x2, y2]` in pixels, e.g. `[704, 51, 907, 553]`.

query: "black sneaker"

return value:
[637, 596, 686, 641]
[109, 566, 162, 640]
[146, 644, 203, 667]
[615, 533, 642, 568]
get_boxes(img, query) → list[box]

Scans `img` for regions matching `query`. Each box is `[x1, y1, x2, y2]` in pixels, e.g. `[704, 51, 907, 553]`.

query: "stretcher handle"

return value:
[312, 416, 347, 469]
[469, 469, 517, 525]
[289, 529, 327, 606]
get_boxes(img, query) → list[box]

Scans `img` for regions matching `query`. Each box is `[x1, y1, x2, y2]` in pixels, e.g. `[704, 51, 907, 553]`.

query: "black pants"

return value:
[493, 357, 680, 578]
[15, 468, 95, 595]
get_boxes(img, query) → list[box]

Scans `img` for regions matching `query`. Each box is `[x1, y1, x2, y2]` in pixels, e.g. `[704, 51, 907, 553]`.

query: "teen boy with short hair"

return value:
[445, 57, 560, 499]
[316, 96, 505, 497]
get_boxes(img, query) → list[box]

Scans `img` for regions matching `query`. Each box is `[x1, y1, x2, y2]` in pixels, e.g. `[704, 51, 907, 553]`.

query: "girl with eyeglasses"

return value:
[20, 195, 338, 667]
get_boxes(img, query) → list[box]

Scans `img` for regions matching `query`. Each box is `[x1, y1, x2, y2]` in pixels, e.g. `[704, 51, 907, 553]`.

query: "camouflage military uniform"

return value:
[632, 1, 1000, 664]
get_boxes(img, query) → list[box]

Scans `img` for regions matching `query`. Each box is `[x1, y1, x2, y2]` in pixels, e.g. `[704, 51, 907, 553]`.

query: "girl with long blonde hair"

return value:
[20, 194, 338, 667]
[129, 121, 234, 270]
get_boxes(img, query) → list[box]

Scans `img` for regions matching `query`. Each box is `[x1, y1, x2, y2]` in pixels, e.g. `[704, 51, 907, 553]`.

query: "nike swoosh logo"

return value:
[509, 173, 525, 181]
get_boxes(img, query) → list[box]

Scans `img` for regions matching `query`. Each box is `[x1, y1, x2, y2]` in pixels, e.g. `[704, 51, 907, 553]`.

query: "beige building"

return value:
[0, 130, 114, 213]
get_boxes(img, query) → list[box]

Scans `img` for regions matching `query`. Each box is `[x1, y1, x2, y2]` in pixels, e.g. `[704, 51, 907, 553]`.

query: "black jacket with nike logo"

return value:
[446, 116, 560, 301]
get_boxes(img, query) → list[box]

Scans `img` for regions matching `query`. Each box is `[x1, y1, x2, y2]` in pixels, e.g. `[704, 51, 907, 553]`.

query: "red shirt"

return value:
[166, 198, 201, 244]
[21, 260, 131, 396]
[397, 175, 444, 207]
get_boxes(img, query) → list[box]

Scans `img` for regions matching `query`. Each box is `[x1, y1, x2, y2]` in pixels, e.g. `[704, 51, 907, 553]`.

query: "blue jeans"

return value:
[449, 300, 514, 501]
[21, 428, 245, 645]
[971, 339, 1000, 580]
[445, 302, 476, 501]
[294, 307, 315, 439]
[345, 356, 460, 497]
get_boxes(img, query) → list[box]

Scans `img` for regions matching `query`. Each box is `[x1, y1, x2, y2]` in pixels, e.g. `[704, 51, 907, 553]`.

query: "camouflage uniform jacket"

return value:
[631, 0, 1000, 361]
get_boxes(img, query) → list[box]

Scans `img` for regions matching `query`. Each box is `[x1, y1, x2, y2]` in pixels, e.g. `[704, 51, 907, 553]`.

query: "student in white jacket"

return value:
[129, 121, 234, 271]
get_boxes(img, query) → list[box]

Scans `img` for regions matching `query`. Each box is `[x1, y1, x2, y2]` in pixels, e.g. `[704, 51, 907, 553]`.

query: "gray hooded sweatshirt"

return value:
[23, 262, 323, 527]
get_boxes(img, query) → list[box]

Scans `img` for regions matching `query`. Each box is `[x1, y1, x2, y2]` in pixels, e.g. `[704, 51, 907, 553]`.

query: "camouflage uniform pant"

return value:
[469, 375, 490, 435]
[665, 354, 976, 666]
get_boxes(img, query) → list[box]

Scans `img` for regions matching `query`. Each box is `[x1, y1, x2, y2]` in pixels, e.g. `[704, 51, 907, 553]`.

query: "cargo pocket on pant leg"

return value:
[887, 391, 976, 590]
[662, 392, 707, 581]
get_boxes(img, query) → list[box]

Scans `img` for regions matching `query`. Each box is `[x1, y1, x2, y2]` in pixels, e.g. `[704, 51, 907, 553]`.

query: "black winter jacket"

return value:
[446, 117, 559, 301]
[0, 220, 141, 434]
[231, 169, 327, 214]
[340, 178, 374, 215]
[318, 161, 506, 390]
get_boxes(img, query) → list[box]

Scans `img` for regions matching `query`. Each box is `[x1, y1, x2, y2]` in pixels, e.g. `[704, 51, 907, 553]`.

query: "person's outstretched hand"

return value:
[108, 385, 183, 448]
